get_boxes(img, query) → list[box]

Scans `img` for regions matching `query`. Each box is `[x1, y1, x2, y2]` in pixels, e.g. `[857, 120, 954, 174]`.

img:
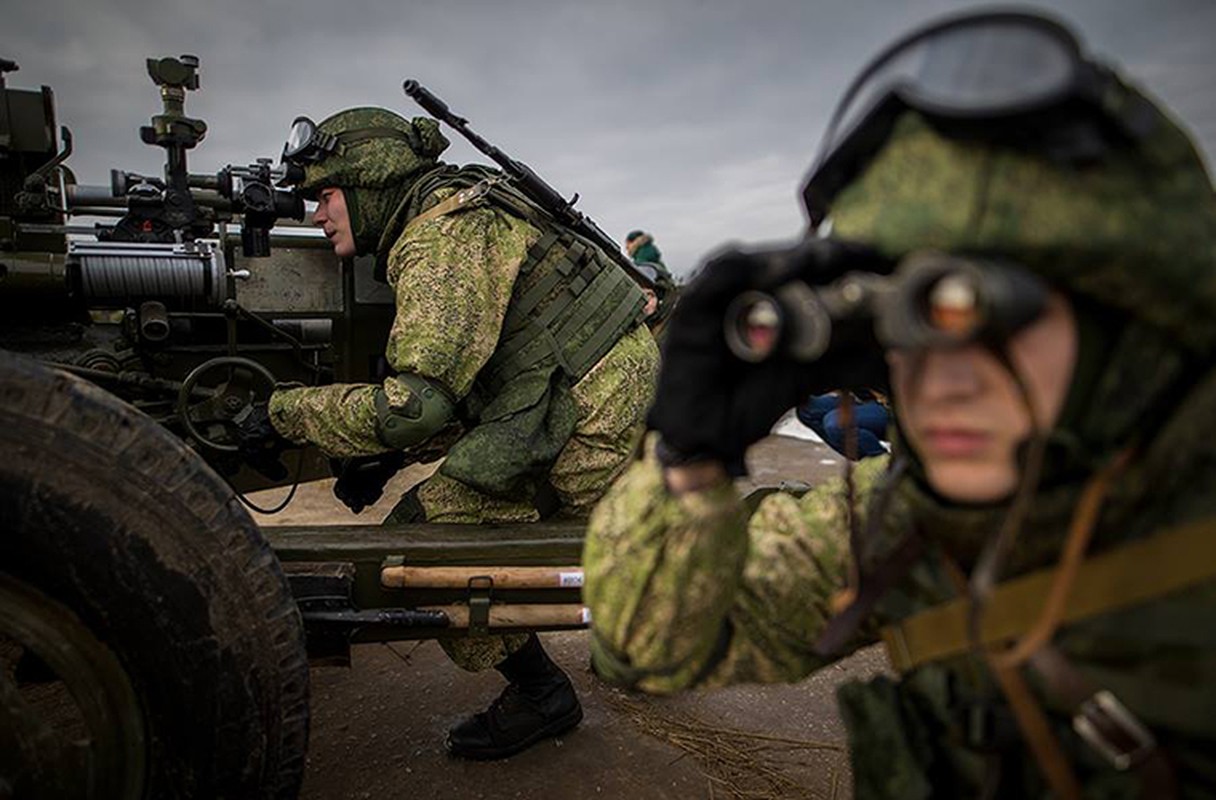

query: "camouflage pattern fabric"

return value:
[585, 436, 871, 693]
[295, 108, 450, 256]
[269, 180, 658, 671]
[407, 324, 658, 523]
[268, 198, 534, 456]
[552, 324, 657, 514]
[440, 633, 532, 673]
[588, 373, 1216, 794]
[584, 106, 1216, 795]
[830, 112, 1216, 356]
[298, 108, 449, 199]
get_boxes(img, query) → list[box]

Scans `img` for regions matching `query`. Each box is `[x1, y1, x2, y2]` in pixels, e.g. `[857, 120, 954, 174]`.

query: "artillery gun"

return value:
[0, 56, 586, 799]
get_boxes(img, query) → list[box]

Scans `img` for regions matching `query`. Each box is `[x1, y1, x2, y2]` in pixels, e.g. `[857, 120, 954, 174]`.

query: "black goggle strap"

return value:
[287, 126, 419, 165]
[817, 12, 1083, 167]
[804, 12, 1146, 227]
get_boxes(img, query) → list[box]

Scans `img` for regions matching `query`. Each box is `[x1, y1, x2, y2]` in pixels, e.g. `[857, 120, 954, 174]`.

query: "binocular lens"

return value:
[725, 292, 784, 362]
[925, 273, 982, 338]
[718, 251, 1047, 364]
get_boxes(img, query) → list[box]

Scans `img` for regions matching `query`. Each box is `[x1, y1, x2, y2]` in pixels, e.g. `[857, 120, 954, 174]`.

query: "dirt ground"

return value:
[249, 426, 890, 800]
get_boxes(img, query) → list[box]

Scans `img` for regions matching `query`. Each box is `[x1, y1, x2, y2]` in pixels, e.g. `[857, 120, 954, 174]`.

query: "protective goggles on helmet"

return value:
[280, 116, 419, 170]
[801, 10, 1158, 226]
[724, 251, 1049, 364]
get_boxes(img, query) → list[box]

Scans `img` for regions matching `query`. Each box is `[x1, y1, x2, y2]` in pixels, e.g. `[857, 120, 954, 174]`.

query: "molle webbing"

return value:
[407, 165, 541, 227]
[880, 515, 1216, 673]
[403, 165, 645, 393]
[478, 227, 645, 394]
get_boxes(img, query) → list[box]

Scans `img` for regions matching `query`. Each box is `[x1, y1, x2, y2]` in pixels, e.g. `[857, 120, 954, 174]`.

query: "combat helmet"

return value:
[804, 10, 1216, 356]
[281, 107, 450, 254]
[799, 11, 1216, 477]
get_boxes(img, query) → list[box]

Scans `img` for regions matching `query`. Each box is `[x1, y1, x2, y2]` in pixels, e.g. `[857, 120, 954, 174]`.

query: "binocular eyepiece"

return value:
[724, 252, 1050, 363]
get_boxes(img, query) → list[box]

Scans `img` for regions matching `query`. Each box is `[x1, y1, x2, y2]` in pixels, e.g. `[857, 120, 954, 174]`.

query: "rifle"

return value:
[402, 80, 654, 289]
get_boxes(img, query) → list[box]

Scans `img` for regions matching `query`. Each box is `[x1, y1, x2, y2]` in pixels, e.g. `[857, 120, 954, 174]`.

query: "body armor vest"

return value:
[404, 165, 645, 399]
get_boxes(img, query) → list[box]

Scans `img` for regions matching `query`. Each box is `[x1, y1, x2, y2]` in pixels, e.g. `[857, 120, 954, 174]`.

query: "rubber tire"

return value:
[0, 351, 309, 799]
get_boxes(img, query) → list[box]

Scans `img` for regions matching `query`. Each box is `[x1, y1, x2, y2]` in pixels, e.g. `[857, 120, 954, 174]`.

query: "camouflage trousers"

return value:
[384, 332, 652, 671]
[385, 452, 635, 671]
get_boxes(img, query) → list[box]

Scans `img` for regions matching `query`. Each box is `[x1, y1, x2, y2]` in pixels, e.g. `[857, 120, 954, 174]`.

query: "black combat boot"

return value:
[445, 634, 583, 759]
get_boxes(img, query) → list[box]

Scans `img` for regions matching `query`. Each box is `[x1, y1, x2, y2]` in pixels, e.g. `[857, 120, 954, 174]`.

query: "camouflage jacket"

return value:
[268, 186, 658, 501]
[585, 369, 1216, 797]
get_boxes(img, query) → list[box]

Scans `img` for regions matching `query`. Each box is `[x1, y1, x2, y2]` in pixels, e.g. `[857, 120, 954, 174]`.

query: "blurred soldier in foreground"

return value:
[255, 107, 658, 758]
[585, 10, 1216, 798]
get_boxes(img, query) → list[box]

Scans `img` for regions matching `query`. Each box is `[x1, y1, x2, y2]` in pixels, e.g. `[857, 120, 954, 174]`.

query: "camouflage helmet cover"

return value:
[827, 87, 1216, 354]
[298, 107, 450, 198]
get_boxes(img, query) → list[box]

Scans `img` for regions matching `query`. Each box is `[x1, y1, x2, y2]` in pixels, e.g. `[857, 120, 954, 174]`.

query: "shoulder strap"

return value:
[405, 166, 549, 229]
[880, 515, 1216, 673]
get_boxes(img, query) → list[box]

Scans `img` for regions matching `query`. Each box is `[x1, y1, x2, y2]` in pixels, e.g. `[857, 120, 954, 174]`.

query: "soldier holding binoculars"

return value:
[585, 10, 1216, 798]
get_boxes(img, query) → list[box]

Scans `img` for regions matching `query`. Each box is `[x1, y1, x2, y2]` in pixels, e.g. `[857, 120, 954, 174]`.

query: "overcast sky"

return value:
[7, 0, 1215, 277]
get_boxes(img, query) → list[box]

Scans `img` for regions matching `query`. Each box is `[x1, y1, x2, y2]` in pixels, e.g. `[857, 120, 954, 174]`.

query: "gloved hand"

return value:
[648, 236, 891, 474]
[232, 402, 290, 481]
[331, 451, 408, 513]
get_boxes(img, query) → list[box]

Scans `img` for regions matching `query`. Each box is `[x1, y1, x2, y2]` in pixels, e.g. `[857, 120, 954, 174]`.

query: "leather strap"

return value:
[989, 659, 1083, 800]
[1029, 646, 1178, 798]
[814, 532, 924, 656]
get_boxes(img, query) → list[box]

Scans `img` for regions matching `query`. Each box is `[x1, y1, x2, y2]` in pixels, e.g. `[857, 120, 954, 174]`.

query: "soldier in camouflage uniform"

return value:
[266, 107, 659, 758]
[585, 12, 1216, 798]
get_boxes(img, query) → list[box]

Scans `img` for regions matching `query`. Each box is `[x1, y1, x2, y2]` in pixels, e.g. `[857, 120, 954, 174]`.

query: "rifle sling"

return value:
[881, 515, 1216, 673]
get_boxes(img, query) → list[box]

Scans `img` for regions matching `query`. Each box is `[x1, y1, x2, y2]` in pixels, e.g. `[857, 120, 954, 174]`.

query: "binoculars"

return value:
[724, 251, 1050, 363]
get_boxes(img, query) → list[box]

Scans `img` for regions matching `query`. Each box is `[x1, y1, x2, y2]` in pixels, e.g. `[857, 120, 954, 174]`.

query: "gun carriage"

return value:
[0, 56, 586, 799]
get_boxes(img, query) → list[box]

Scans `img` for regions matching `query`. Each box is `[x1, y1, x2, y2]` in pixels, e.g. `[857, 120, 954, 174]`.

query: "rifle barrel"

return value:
[402, 79, 654, 289]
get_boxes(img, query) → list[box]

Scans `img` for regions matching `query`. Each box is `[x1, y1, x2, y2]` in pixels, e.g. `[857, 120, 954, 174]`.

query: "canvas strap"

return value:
[880, 515, 1216, 673]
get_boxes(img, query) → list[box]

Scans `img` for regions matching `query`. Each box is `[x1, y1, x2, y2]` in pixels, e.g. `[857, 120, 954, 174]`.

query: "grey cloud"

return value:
[6, 0, 1214, 276]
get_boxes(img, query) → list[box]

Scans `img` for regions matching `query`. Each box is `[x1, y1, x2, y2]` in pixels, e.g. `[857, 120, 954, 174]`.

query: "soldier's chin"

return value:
[923, 461, 1017, 506]
[332, 238, 357, 258]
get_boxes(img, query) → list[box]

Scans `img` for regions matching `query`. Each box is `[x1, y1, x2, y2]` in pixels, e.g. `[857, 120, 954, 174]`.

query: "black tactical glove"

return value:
[331, 451, 408, 514]
[232, 402, 290, 481]
[648, 237, 891, 474]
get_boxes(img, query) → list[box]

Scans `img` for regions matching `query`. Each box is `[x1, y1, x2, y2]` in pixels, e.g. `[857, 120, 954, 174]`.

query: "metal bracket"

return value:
[1073, 690, 1156, 771]
[466, 575, 494, 637]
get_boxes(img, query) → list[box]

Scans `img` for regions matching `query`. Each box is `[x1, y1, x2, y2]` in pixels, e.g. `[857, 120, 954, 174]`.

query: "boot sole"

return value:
[446, 703, 584, 761]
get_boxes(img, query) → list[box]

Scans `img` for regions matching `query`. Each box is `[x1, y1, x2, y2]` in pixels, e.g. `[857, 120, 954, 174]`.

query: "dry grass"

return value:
[605, 688, 846, 800]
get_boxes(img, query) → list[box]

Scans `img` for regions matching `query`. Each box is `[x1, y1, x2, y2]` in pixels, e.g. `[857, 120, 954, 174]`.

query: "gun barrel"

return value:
[188, 173, 222, 191]
[68, 184, 126, 207]
[402, 79, 455, 122]
[66, 185, 236, 218]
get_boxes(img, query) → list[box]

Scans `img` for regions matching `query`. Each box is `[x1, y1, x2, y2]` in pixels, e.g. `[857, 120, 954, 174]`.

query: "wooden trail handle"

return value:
[381, 565, 584, 590]
[425, 603, 591, 629]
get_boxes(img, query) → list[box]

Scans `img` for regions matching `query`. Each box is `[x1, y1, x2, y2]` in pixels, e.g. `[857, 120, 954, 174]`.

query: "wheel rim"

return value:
[0, 574, 146, 800]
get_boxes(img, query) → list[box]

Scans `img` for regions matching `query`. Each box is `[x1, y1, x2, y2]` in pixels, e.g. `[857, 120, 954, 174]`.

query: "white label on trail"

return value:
[580, 607, 593, 624]
[559, 571, 584, 588]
